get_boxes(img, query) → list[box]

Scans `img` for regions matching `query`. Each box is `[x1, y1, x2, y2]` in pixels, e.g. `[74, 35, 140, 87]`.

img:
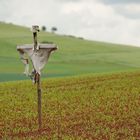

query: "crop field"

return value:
[1, 22, 140, 82]
[0, 72, 140, 139]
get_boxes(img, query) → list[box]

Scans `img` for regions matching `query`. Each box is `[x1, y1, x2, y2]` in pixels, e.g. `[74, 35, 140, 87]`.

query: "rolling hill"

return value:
[0, 22, 140, 82]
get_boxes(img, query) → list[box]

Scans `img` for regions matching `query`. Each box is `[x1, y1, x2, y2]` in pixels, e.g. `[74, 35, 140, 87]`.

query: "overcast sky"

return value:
[1, 0, 140, 46]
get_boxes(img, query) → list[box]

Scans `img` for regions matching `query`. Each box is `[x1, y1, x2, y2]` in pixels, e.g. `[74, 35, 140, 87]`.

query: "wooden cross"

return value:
[17, 25, 57, 129]
[32, 25, 42, 129]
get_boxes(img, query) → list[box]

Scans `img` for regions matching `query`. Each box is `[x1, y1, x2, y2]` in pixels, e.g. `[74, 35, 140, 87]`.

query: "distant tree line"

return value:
[41, 26, 46, 31]
[41, 25, 57, 33]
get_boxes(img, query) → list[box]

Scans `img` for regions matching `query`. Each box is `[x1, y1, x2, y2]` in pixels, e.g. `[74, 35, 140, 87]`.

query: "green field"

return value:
[1, 22, 140, 82]
[1, 22, 140, 139]
[1, 72, 140, 139]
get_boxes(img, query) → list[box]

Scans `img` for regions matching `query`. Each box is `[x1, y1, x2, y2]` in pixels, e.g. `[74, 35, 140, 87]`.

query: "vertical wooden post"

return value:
[32, 26, 42, 129]
[33, 32, 38, 50]
[37, 73, 42, 129]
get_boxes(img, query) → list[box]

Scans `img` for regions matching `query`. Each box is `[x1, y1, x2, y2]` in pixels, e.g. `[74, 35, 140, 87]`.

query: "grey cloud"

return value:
[116, 7, 140, 19]
[99, 0, 140, 4]
[98, 0, 140, 19]
[54, 0, 82, 2]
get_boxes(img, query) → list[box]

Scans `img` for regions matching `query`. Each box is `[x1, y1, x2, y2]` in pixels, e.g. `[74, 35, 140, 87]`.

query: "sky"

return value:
[0, 0, 140, 46]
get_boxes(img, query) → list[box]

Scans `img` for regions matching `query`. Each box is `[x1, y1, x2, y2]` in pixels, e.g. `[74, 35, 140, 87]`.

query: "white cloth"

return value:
[24, 63, 29, 76]
[17, 44, 57, 75]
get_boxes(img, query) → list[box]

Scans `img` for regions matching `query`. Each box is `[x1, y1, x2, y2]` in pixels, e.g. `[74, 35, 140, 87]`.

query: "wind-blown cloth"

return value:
[17, 43, 57, 75]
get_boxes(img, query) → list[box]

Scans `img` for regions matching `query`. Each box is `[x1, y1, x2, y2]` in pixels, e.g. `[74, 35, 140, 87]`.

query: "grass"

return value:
[1, 22, 140, 81]
[0, 72, 140, 139]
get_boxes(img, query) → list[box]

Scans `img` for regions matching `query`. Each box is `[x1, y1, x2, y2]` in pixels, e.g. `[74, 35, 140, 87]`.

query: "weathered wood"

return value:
[36, 73, 42, 129]
[32, 25, 39, 51]
[17, 44, 57, 49]
[33, 32, 38, 50]
[32, 28, 42, 129]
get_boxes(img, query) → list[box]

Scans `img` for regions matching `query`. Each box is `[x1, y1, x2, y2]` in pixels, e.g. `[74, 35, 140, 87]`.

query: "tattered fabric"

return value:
[17, 44, 57, 75]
